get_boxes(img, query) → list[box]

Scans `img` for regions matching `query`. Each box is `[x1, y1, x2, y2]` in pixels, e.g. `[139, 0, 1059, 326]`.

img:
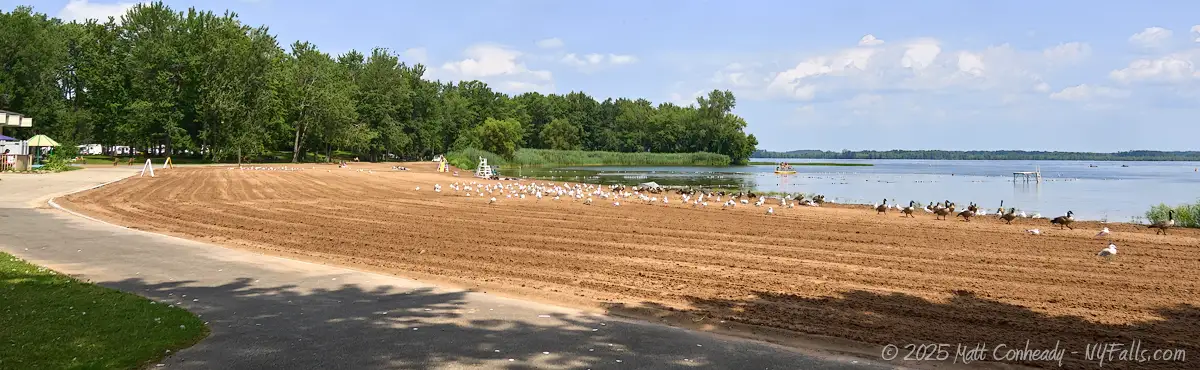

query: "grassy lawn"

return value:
[0, 252, 207, 369]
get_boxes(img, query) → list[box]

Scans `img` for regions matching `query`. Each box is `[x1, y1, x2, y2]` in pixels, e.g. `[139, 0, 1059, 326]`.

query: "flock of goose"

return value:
[423, 179, 1178, 261]
[869, 198, 1176, 235]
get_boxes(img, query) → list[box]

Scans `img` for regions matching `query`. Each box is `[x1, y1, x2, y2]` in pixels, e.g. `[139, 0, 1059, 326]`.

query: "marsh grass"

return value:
[446, 148, 731, 170]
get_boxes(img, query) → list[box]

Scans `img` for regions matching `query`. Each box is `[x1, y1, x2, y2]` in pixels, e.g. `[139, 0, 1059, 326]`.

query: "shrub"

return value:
[1144, 200, 1200, 228]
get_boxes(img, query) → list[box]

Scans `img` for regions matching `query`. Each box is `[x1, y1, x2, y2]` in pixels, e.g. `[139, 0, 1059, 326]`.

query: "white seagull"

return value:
[1097, 242, 1117, 261]
[1026, 229, 1041, 235]
[1094, 227, 1111, 238]
[766, 207, 774, 215]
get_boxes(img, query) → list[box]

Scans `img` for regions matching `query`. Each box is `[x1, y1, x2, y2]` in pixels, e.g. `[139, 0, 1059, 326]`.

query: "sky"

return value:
[8, 0, 1200, 152]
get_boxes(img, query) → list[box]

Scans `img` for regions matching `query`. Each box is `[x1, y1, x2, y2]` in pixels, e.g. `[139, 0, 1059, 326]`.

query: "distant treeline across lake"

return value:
[754, 150, 1200, 161]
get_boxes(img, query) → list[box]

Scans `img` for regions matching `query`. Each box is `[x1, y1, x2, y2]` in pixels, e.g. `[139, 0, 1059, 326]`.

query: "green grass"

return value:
[748, 161, 873, 167]
[0, 252, 208, 369]
[1145, 199, 1200, 228]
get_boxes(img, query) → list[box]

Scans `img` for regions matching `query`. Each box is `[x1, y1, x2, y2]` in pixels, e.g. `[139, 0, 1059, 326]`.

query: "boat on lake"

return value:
[774, 162, 797, 175]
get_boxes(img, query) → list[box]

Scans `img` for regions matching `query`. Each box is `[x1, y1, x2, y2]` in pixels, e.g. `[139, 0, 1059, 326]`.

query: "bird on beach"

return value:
[584, 197, 593, 205]
[958, 208, 976, 222]
[1050, 211, 1075, 230]
[1147, 210, 1175, 235]
[488, 197, 497, 204]
[875, 199, 888, 215]
[766, 207, 774, 215]
[999, 208, 1018, 224]
[1026, 228, 1041, 235]
[1095, 227, 1111, 238]
[1097, 242, 1117, 261]
[900, 201, 916, 218]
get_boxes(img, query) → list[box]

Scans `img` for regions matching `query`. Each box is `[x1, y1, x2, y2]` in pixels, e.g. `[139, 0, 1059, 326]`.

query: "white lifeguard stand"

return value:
[475, 156, 493, 178]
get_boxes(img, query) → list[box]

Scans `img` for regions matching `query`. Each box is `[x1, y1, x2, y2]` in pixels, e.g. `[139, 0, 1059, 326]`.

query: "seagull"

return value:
[488, 197, 497, 204]
[1026, 229, 1041, 235]
[766, 207, 774, 215]
[415, 186, 420, 191]
[1097, 242, 1117, 261]
[1094, 227, 1111, 238]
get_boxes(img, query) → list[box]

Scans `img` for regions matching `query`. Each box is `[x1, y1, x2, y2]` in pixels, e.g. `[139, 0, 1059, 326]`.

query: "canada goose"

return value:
[1148, 210, 1175, 235]
[1050, 211, 1075, 230]
[966, 202, 979, 213]
[901, 201, 916, 218]
[946, 202, 957, 215]
[958, 209, 975, 222]
[999, 208, 1018, 224]
[934, 206, 952, 220]
[875, 199, 888, 214]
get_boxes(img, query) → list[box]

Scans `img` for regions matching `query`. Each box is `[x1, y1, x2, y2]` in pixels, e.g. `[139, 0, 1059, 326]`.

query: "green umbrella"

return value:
[27, 134, 59, 147]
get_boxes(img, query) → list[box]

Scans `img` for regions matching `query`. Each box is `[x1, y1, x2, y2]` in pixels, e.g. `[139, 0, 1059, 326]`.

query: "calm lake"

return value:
[504, 158, 1200, 222]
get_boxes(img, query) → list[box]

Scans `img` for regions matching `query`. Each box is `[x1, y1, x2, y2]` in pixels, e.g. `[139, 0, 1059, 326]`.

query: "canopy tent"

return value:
[0, 134, 15, 141]
[26, 134, 59, 165]
[27, 134, 59, 147]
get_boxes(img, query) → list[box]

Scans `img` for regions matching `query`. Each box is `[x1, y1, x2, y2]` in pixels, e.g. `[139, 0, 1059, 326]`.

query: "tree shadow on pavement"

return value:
[623, 289, 1200, 370]
[100, 277, 879, 370]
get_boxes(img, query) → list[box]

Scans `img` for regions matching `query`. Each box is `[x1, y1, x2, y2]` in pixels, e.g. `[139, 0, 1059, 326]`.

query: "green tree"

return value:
[540, 118, 582, 150]
[473, 117, 523, 158]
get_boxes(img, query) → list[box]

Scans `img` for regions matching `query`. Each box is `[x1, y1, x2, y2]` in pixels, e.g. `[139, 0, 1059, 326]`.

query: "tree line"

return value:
[0, 3, 758, 163]
[754, 150, 1200, 161]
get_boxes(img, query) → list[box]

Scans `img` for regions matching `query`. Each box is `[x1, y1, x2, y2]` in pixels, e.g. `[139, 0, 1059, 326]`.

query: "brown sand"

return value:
[60, 162, 1200, 369]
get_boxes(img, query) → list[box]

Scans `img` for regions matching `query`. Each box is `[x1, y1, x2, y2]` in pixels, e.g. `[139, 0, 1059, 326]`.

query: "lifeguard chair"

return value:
[475, 157, 494, 178]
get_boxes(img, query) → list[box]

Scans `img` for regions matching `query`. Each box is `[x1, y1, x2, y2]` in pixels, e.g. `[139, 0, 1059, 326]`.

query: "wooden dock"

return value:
[1013, 166, 1042, 183]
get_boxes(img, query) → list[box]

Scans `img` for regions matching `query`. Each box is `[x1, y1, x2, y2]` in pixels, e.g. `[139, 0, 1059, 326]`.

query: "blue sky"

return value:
[10, 0, 1200, 152]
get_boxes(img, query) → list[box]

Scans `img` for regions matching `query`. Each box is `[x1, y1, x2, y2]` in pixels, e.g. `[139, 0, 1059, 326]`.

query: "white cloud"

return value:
[1129, 27, 1173, 48]
[440, 44, 553, 93]
[1109, 52, 1200, 84]
[608, 54, 637, 65]
[1042, 42, 1091, 64]
[858, 34, 884, 46]
[1049, 84, 1130, 101]
[707, 36, 1079, 102]
[58, 0, 142, 23]
[560, 53, 638, 72]
[402, 47, 428, 65]
[900, 38, 941, 70]
[536, 38, 564, 49]
[1192, 25, 1200, 42]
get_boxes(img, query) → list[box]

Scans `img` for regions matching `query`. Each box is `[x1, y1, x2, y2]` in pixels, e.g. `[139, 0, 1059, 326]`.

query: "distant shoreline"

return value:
[753, 150, 1200, 162]
[747, 161, 873, 167]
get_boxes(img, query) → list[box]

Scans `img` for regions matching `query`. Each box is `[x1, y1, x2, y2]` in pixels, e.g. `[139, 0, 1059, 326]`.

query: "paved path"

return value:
[0, 169, 894, 369]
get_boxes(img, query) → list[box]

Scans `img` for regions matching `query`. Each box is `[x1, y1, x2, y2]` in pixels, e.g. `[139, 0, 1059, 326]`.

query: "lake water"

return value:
[505, 158, 1200, 222]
